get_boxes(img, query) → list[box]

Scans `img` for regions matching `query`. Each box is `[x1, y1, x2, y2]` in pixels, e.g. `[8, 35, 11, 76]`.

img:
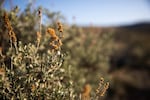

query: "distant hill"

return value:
[114, 22, 150, 50]
[116, 22, 150, 35]
[81, 22, 150, 58]
[119, 22, 150, 29]
[81, 22, 150, 34]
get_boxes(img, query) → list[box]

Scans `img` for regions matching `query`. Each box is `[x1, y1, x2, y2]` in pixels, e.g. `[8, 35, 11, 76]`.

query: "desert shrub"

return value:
[0, 6, 76, 99]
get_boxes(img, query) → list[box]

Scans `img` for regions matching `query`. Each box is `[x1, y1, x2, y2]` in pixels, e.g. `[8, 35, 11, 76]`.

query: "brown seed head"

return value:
[58, 39, 63, 47]
[99, 82, 109, 96]
[0, 68, 5, 75]
[51, 44, 59, 50]
[31, 84, 36, 92]
[82, 84, 91, 100]
[3, 12, 17, 42]
[57, 22, 63, 32]
[47, 28, 56, 37]
[4, 12, 13, 32]
[47, 28, 59, 41]
[38, 8, 42, 18]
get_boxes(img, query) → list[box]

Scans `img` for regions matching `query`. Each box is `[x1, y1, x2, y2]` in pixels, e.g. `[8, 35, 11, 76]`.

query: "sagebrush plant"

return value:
[0, 9, 76, 99]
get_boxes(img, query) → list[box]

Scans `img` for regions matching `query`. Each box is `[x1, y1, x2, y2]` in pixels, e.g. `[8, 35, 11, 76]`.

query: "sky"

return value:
[3, 0, 150, 26]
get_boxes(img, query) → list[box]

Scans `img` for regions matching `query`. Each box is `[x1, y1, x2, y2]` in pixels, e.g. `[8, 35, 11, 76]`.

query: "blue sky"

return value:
[3, 0, 150, 26]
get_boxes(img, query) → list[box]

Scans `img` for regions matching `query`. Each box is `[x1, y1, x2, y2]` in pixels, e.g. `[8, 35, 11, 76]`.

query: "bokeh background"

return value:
[1, 0, 150, 99]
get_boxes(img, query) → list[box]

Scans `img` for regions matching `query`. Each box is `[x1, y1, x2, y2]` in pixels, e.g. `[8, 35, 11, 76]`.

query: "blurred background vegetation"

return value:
[0, 0, 150, 100]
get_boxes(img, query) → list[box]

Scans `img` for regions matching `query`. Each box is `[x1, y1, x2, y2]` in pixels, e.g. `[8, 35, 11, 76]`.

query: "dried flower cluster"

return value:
[47, 28, 58, 41]
[57, 22, 64, 38]
[0, 68, 5, 76]
[47, 25, 63, 51]
[96, 77, 109, 97]
[3, 12, 18, 53]
[81, 84, 91, 100]
[0, 47, 2, 56]
[3, 12, 17, 43]
[57, 22, 63, 33]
